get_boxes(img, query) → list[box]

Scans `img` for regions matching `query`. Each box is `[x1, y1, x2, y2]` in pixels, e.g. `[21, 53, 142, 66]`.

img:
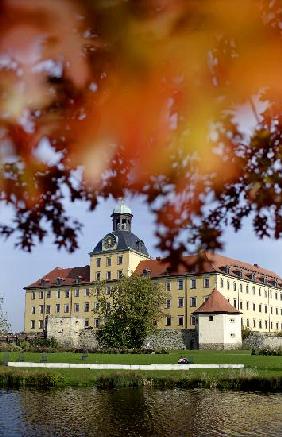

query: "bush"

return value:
[241, 327, 252, 340]
[0, 342, 22, 352]
[251, 347, 282, 356]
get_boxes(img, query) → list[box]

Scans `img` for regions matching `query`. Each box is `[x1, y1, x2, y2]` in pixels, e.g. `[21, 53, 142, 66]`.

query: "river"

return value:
[0, 388, 281, 436]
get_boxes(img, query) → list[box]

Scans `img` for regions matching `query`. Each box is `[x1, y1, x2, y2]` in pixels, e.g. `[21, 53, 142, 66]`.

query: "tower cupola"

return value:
[111, 200, 133, 232]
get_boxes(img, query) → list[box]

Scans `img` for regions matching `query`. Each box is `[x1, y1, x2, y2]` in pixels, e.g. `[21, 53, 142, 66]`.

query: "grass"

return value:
[0, 350, 281, 391]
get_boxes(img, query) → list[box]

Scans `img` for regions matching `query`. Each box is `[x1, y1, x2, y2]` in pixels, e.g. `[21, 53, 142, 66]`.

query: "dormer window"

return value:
[143, 268, 151, 277]
[251, 272, 256, 281]
[225, 266, 230, 274]
[75, 276, 81, 284]
[56, 277, 63, 285]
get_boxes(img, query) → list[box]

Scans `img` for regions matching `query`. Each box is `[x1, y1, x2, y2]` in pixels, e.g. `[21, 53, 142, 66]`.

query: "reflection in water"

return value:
[0, 388, 281, 436]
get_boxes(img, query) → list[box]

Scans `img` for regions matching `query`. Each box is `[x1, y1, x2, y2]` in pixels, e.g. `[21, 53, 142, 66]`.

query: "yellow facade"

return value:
[24, 270, 282, 334]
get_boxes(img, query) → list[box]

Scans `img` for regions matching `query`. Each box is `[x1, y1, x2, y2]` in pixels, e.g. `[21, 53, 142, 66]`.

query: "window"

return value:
[276, 322, 279, 330]
[39, 305, 44, 314]
[270, 322, 273, 329]
[165, 299, 171, 309]
[252, 286, 255, 295]
[265, 290, 268, 298]
[94, 302, 100, 311]
[106, 286, 111, 295]
[165, 316, 171, 326]
[74, 303, 79, 312]
[233, 282, 236, 291]
[46, 305, 51, 315]
[270, 307, 273, 314]
[265, 305, 267, 313]
[209, 315, 214, 321]
[233, 299, 237, 309]
[204, 277, 210, 288]
[265, 320, 268, 329]
[259, 287, 261, 296]
[96, 258, 101, 268]
[57, 290, 61, 299]
[253, 319, 256, 328]
[30, 320, 35, 329]
[117, 255, 123, 265]
[190, 315, 196, 326]
[227, 280, 230, 290]
[46, 290, 51, 298]
[56, 304, 60, 313]
[246, 301, 249, 310]
[166, 282, 171, 292]
[106, 271, 111, 280]
[178, 279, 184, 290]
[96, 272, 101, 281]
[190, 297, 197, 307]
[246, 319, 249, 327]
[276, 307, 278, 315]
[39, 291, 44, 299]
[246, 285, 249, 294]
[106, 257, 111, 267]
[178, 297, 184, 308]
[253, 303, 256, 311]
[259, 304, 262, 312]
[178, 316, 184, 326]
[275, 292, 278, 300]
[117, 270, 123, 279]
[39, 320, 44, 329]
[85, 319, 89, 328]
[31, 292, 36, 300]
[239, 301, 243, 310]
[84, 302, 90, 312]
[64, 304, 69, 313]
[191, 278, 196, 289]
[220, 278, 224, 288]
[239, 283, 243, 293]
[259, 321, 262, 329]
[74, 288, 79, 297]
[94, 318, 100, 328]
[85, 288, 90, 297]
[65, 290, 70, 298]
[31, 306, 36, 314]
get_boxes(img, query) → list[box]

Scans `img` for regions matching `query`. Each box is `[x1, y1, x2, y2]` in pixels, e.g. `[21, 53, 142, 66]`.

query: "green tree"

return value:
[0, 296, 11, 333]
[96, 276, 167, 349]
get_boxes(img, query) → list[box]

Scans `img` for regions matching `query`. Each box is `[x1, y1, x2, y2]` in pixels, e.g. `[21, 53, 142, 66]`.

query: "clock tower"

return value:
[89, 201, 150, 282]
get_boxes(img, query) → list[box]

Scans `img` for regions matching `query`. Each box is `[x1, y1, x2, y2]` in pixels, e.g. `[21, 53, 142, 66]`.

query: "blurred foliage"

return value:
[0, 0, 281, 265]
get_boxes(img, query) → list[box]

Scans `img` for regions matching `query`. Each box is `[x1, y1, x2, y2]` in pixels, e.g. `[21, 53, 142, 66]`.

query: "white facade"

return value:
[197, 313, 242, 349]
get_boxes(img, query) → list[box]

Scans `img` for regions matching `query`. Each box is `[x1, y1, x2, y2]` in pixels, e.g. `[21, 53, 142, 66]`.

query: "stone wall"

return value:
[46, 316, 84, 349]
[199, 343, 242, 350]
[243, 333, 282, 350]
[47, 317, 197, 350]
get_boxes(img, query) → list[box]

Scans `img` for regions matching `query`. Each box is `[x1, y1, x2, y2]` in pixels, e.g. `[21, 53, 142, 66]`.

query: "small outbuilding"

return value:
[193, 289, 242, 350]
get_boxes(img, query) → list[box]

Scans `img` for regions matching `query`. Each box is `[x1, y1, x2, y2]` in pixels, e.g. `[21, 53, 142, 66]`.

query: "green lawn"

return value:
[1, 349, 281, 370]
[0, 350, 281, 389]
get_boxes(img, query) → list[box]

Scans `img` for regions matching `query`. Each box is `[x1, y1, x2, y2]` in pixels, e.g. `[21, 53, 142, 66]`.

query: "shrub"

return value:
[251, 347, 282, 356]
[0, 342, 22, 352]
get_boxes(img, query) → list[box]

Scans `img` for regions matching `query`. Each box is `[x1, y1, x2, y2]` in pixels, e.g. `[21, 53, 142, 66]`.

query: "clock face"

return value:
[102, 234, 117, 251]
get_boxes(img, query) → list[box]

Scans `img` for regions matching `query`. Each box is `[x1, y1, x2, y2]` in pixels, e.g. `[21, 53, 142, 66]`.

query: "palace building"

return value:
[24, 202, 282, 334]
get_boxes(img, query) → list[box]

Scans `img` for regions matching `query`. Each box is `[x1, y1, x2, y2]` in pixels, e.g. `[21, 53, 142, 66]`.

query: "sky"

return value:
[1, 195, 282, 332]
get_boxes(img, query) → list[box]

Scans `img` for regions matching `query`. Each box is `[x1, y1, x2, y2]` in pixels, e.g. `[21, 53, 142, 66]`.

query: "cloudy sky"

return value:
[1, 195, 282, 332]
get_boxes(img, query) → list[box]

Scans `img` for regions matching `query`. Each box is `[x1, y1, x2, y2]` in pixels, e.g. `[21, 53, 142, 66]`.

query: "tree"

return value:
[0, 1, 281, 265]
[0, 296, 11, 334]
[96, 276, 167, 349]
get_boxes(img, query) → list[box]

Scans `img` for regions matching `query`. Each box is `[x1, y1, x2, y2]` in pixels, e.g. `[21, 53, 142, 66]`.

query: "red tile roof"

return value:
[25, 266, 90, 289]
[135, 251, 282, 286]
[193, 289, 241, 314]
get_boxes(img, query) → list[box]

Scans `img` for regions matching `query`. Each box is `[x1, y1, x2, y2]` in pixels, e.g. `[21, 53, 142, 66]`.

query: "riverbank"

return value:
[1, 350, 281, 391]
[0, 367, 281, 391]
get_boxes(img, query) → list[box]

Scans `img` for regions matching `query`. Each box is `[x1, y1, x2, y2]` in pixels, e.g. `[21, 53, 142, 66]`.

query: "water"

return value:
[0, 388, 281, 436]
